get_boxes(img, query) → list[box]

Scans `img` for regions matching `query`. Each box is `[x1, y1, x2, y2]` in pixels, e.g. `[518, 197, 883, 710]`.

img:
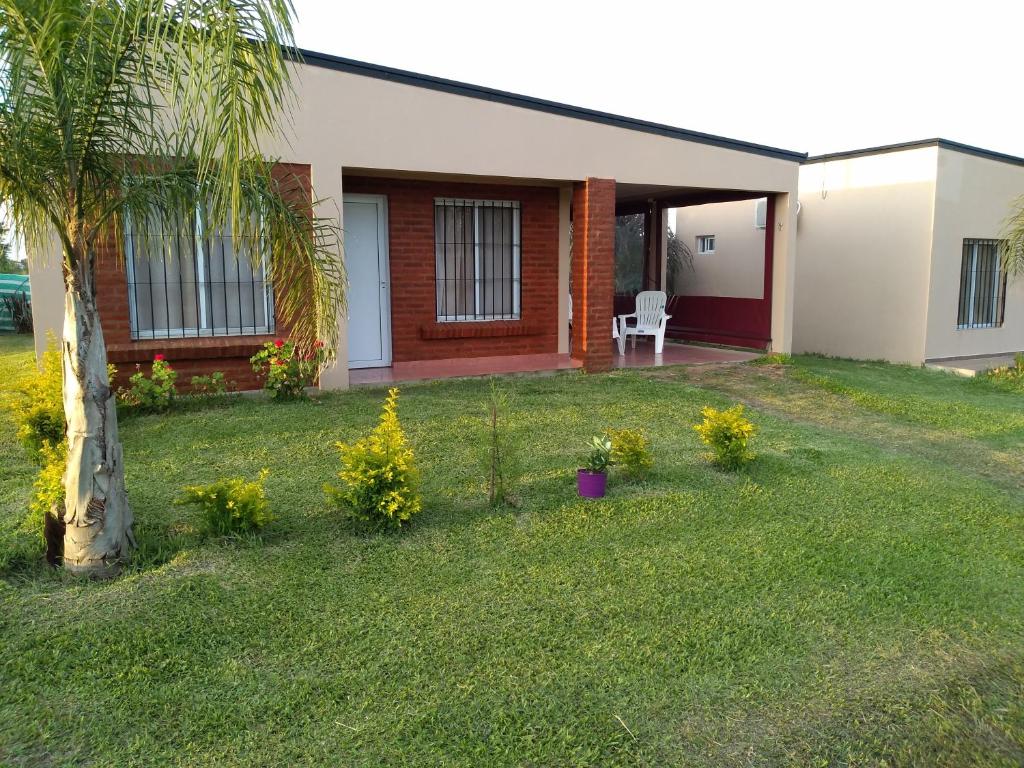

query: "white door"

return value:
[344, 194, 391, 368]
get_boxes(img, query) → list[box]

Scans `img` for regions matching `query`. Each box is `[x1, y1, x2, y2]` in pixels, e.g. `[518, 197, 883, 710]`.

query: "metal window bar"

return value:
[434, 198, 521, 321]
[957, 238, 1006, 329]
[124, 207, 275, 339]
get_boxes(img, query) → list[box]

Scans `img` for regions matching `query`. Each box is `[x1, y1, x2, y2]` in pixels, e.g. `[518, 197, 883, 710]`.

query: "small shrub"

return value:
[178, 470, 273, 537]
[985, 353, 1024, 390]
[29, 441, 67, 565]
[250, 339, 324, 400]
[326, 388, 421, 529]
[694, 404, 758, 470]
[190, 371, 232, 396]
[751, 352, 793, 366]
[607, 428, 653, 478]
[483, 380, 522, 507]
[583, 435, 613, 474]
[122, 355, 177, 411]
[4, 332, 64, 463]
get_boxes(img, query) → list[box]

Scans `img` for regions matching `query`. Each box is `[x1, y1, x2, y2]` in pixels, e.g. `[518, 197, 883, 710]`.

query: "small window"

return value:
[435, 198, 521, 321]
[957, 238, 1007, 329]
[696, 235, 716, 255]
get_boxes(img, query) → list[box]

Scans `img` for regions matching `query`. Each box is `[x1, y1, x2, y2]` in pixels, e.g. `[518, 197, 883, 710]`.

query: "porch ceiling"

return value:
[615, 183, 769, 210]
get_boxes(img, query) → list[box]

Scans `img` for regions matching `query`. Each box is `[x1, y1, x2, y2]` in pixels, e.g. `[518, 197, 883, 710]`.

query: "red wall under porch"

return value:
[343, 176, 561, 363]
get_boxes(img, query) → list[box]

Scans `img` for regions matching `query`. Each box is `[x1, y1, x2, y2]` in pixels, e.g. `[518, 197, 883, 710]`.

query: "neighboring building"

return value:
[667, 197, 771, 349]
[673, 139, 1024, 365]
[795, 140, 1024, 364]
[27, 49, 803, 390]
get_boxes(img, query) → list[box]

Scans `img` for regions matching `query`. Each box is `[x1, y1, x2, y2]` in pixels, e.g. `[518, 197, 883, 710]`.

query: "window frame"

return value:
[696, 234, 716, 255]
[124, 206, 275, 340]
[956, 238, 1006, 330]
[434, 197, 521, 323]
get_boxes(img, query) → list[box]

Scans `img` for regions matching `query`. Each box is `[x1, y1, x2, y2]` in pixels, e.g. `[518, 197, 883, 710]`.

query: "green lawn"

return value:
[1, 333, 1023, 766]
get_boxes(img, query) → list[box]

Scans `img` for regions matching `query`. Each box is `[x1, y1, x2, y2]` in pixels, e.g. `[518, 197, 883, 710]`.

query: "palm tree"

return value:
[0, 0, 345, 577]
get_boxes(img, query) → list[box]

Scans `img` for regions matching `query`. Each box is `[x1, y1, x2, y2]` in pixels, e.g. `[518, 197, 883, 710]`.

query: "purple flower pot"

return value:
[577, 469, 607, 498]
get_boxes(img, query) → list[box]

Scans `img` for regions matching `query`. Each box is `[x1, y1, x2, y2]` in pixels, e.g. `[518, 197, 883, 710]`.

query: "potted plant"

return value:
[577, 436, 612, 498]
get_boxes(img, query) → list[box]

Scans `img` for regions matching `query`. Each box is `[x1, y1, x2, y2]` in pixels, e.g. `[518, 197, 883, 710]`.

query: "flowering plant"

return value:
[123, 355, 177, 412]
[250, 338, 325, 400]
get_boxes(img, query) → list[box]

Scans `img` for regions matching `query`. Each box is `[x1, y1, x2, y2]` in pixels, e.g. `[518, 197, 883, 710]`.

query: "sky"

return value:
[291, 0, 1024, 158]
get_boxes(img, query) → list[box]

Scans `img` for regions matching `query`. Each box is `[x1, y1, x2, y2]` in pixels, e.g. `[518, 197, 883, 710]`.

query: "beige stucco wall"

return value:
[28, 57, 802, 384]
[793, 147, 939, 363]
[672, 199, 766, 299]
[27, 235, 65, 361]
[271, 63, 800, 192]
[923, 148, 1024, 360]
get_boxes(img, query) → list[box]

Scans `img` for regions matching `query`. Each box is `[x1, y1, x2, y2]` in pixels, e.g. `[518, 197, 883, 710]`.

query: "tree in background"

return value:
[0, 216, 26, 273]
[615, 212, 693, 295]
[0, 0, 345, 576]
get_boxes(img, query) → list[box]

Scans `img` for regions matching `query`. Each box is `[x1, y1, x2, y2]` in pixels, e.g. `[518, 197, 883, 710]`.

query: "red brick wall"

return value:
[96, 163, 311, 392]
[343, 176, 560, 362]
[571, 178, 616, 372]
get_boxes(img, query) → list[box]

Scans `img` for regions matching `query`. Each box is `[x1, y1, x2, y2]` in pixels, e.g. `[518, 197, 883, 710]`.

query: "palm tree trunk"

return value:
[61, 287, 135, 576]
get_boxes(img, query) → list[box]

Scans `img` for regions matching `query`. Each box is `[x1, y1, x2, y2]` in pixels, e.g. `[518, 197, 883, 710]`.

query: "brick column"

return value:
[571, 177, 615, 372]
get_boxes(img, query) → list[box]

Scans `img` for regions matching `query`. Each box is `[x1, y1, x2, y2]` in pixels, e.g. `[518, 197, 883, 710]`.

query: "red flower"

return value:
[154, 354, 166, 362]
[273, 339, 285, 349]
[314, 340, 324, 349]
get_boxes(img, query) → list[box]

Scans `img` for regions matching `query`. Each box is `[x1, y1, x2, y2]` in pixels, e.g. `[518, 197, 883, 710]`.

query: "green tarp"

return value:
[0, 273, 31, 332]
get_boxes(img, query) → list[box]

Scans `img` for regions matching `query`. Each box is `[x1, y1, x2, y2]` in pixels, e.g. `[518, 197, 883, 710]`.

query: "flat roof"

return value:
[806, 138, 1024, 168]
[291, 47, 807, 163]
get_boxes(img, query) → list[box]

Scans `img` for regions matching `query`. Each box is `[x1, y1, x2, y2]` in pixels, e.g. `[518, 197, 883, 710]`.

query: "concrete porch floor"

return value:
[348, 341, 761, 386]
[614, 339, 762, 368]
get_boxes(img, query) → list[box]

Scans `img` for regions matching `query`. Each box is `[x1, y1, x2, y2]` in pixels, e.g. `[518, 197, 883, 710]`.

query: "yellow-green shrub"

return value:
[5, 333, 64, 463]
[751, 352, 793, 366]
[22, 441, 68, 565]
[326, 388, 421, 529]
[607, 427, 653, 478]
[178, 470, 273, 537]
[694, 404, 758, 470]
[985, 353, 1024, 390]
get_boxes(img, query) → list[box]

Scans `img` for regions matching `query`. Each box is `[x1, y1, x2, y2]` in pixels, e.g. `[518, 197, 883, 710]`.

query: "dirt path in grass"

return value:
[642, 362, 1024, 496]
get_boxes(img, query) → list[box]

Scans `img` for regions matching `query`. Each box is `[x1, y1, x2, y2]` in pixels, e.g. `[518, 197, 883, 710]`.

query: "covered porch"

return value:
[567, 176, 790, 375]
[338, 172, 791, 386]
[612, 183, 777, 351]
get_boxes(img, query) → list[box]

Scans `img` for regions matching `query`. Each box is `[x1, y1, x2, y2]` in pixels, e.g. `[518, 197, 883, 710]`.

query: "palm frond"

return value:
[1001, 195, 1024, 278]
[0, 0, 345, 354]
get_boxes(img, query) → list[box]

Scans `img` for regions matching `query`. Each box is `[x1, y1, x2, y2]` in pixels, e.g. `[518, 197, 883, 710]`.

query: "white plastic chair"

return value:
[618, 291, 671, 355]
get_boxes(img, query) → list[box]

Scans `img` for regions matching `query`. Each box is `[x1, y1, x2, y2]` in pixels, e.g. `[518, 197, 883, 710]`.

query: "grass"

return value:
[1, 333, 1023, 766]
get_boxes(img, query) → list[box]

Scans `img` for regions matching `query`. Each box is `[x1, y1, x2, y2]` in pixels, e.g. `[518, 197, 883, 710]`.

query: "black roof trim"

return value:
[806, 138, 1024, 168]
[288, 47, 807, 163]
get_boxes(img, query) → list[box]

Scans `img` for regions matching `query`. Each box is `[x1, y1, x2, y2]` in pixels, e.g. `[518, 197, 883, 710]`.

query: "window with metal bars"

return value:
[125, 208, 274, 339]
[957, 238, 1007, 329]
[434, 198, 520, 321]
